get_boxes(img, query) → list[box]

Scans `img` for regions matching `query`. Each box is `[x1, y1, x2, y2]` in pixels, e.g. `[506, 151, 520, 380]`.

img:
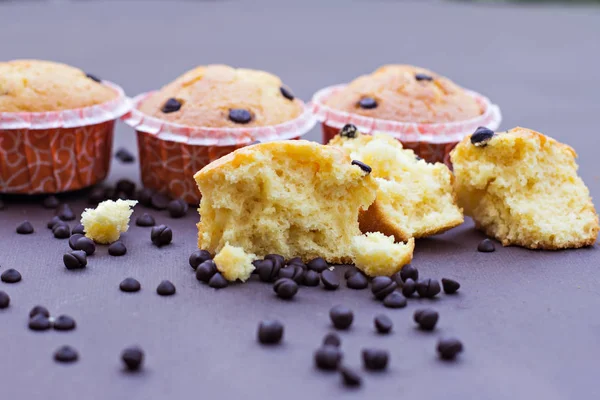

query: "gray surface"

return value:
[1, 1, 600, 399]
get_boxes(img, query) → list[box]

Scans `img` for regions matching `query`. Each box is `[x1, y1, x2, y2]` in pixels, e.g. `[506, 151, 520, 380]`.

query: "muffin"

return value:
[0, 59, 128, 194]
[194, 140, 414, 276]
[311, 64, 501, 166]
[124, 64, 315, 204]
[451, 127, 598, 249]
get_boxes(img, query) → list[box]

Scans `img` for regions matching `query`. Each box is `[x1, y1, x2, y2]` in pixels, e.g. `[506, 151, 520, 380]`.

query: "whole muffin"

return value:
[0, 59, 117, 112]
[325, 65, 483, 124]
[138, 64, 303, 127]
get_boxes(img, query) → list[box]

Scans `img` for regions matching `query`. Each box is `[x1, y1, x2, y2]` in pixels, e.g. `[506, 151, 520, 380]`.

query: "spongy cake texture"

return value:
[451, 127, 598, 249]
[81, 200, 137, 244]
[330, 131, 463, 241]
[213, 243, 257, 282]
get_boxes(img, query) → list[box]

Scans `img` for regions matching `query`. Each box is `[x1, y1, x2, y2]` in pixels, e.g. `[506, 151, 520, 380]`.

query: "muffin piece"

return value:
[0, 59, 117, 112]
[81, 200, 137, 244]
[330, 127, 463, 241]
[352, 233, 414, 277]
[213, 243, 256, 282]
[194, 140, 413, 270]
[325, 64, 482, 124]
[451, 127, 599, 249]
[138, 64, 303, 128]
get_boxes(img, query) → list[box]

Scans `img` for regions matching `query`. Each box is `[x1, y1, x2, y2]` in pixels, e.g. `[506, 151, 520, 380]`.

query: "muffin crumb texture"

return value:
[213, 243, 256, 282]
[451, 127, 599, 249]
[81, 200, 138, 244]
[352, 233, 414, 276]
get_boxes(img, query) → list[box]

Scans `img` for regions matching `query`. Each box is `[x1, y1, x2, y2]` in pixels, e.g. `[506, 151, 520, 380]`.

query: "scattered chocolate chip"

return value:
[86, 73, 101, 83]
[437, 338, 463, 360]
[371, 276, 397, 300]
[88, 186, 106, 204]
[120, 277, 141, 293]
[119, 346, 145, 371]
[339, 124, 358, 139]
[137, 188, 155, 207]
[478, 238, 495, 252]
[362, 348, 389, 371]
[229, 108, 252, 124]
[415, 73, 434, 82]
[115, 148, 135, 163]
[190, 250, 212, 270]
[414, 309, 439, 331]
[358, 97, 377, 109]
[161, 98, 182, 113]
[1, 268, 21, 283]
[56, 204, 75, 221]
[74, 237, 96, 256]
[167, 199, 188, 218]
[351, 160, 372, 175]
[442, 278, 460, 294]
[29, 314, 51, 331]
[383, 292, 407, 308]
[307, 257, 328, 272]
[53, 315, 76, 331]
[72, 224, 85, 235]
[116, 179, 136, 197]
[323, 333, 341, 347]
[265, 254, 285, 270]
[471, 127, 495, 147]
[0, 291, 9, 309]
[256, 259, 280, 283]
[280, 86, 295, 100]
[43, 195, 60, 209]
[156, 280, 176, 296]
[16, 221, 34, 234]
[257, 320, 284, 344]
[151, 225, 172, 247]
[321, 269, 340, 290]
[150, 193, 170, 210]
[196, 260, 217, 282]
[315, 346, 342, 370]
[346, 271, 368, 290]
[68, 234, 84, 250]
[286, 257, 304, 266]
[374, 314, 393, 334]
[330, 305, 353, 330]
[302, 270, 320, 286]
[108, 241, 127, 256]
[274, 278, 299, 300]
[63, 251, 87, 270]
[278, 265, 304, 284]
[416, 278, 441, 299]
[135, 213, 155, 227]
[208, 272, 228, 289]
[401, 278, 417, 297]
[53, 224, 70, 239]
[29, 305, 50, 318]
[344, 266, 359, 279]
[0, 197, 4, 210]
[340, 366, 362, 387]
[47, 216, 63, 229]
[400, 265, 419, 282]
[54, 345, 78, 363]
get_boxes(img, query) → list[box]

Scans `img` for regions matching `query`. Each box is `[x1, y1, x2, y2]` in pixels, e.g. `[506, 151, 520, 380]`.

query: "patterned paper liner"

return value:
[122, 92, 316, 204]
[310, 84, 502, 166]
[0, 81, 131, 194]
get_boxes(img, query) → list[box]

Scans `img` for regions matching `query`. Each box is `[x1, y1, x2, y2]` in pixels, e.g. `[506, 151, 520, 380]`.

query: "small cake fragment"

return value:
[213, 243, 257, 282]
[81, 199, 137, 244]
[351, 232, 414, 277]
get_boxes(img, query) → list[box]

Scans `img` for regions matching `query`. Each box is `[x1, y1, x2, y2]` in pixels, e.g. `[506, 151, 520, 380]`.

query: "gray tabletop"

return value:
[1, 1, 600, 399]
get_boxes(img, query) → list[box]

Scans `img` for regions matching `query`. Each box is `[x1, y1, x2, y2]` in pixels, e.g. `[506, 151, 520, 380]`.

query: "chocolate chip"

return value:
[151, 224, 172, 247]
[471, 127, 494, 147]
[43, 195, 60, 209]
[315, 346, 342, 370]
[323, 333, 341, 347]
[53, 224, 70, 239]
[208, 272, 228, 289]
[53, 315, 76, 331]
[414, 309, 439, 331]
[16, 221, 34, 234]
[286, 257, 304, 266]
[442, 278, 460, 294]
[0, 197, 4, 210]
[358, 97, 377, 109]
[383, 292, 407, 308]
[56, 204, 75, 221]
[120, 277, 141, 293]
[196, 260, 217, 282]
[156, 280, 176, 296]
[229, 108, 252, 124]
[416, 278, 441, 298]
[400, 265, 419, 282]
[137, 188, 155, 207]
[339, 124, 358, 139]
[88, 186, 106, 204]
[47, 216, 63, 229]
[150, 193, 170, 210]
[256, 259, 280, 283]
[63, 251, 87, 270]
[362, 348, 389, 371]
[29, 305, 50, 318]
[265, 254, 285, 269]
[121, 346, 144, 371]
[135, 213, 155, 227]
[1, 268, 21, 283]
[307, 257, 328, 272]
[415, 73, 434, 82]
[74, 237, 96, 256]
[54, 345, 78, 363]
[257, 320, 284, 345]
[161, 98, 182, 113]
[116, 179, 136, 197]
[86, 73, 101, 83]
[108, 241, 127, 256]
[278, 265, 304, 284]
[437, 338, 463, 360]
[0, 291, 9, 309]
[416, 156, 423, 161]
[351, 160, 372, 174]
[371, 276, 397, 300]
[115, 148, 135, 163]
[189, 250, 212, 270]
[321, 270, 340, 290]
[346, 271, 368, 290]
[478, 238, 495, 252]
[72, 224, 85, 235]
[280, 86, 295, 101]
[401, 278, 417, 297]
[274, 278, 299, 300]
[374, 314, 393, 334]
[340, 366, 362, 387]
[68, 234, 83, 250]
[302, 270, 320, 286]
[29, 314, 51, 331]
[167, 199, 188, 218]
[329, 305, 353, 330]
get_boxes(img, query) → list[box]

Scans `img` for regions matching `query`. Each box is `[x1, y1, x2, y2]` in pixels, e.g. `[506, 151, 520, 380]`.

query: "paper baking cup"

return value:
[310, 84, 502, 166]
[122, 92, 316, 204]
[0, 82, 131, 194]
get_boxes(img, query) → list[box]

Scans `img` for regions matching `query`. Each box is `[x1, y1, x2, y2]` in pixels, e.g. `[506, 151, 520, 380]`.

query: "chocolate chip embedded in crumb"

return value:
[167, 199, 188, 218]
[53, 315, 76, 331]
[374, 314, 393, 334]
[339, 124, 358, 139]
[478, 238, 495, 252]
[86, 73, 102, 83]
[150, 225, 172, 247]
[208, 272, 228, 289]
[161, 98, 182, 113]
[108, 241, 127, 256]
[122, 346, 145, 371]
[414, 308, 439, 331]
[1, 268, 22, 283]
[120, 277, 141, 293]
[16, 220, 34, 235]
[441, 278, 460, 294]
[470, 126, 495, 147]
[437, 337, 463, 360]
[362, 348, 389, 371]
[54, 346, 78, 363]
[358, 97, 377, 109]
[228, 108, 252, 124]
[63, 251, 87, 270]
[257, 320, 284, 345]
[415, 73, 434, 82]
[280, 85, 295, 101]
[314, 346, 342, 370]
[329, 305, 353, 330]
[42, 195, 60, 209]
[351, 160, 372, 175]
[156, 280, 176, 296]
[189, 250, 212, 270]
[0, 291, 10, 309]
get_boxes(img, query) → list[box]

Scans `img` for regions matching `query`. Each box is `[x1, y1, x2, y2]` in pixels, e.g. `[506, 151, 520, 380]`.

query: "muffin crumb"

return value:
[213, 243, 256, 282]
[81, 199, 137, 244]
